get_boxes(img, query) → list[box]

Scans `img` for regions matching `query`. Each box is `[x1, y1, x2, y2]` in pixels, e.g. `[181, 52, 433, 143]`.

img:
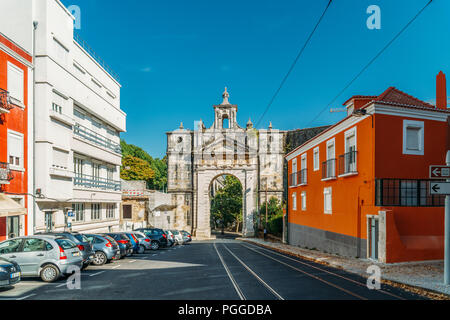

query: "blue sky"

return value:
[62, 0, 450, 158]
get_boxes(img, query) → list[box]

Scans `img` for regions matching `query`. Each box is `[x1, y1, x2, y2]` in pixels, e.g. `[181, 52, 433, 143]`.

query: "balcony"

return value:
[289, 172, 298, 187]
[73, 173, 121, 191]
[338, 151, 358, 176]
[299, 168, 307, 185]
[0, 88, 13, 113]
[0, 162, 13, 184]
[73, 123, 121, 155]
[322, 159, 336, 180]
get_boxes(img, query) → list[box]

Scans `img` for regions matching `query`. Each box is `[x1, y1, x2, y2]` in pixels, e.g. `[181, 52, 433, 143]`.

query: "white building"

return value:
[1, 0, 126, 234]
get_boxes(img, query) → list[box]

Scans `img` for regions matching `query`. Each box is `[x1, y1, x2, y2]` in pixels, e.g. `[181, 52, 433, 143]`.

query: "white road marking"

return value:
[56, 283, 67, 288]
[213, 241, 245, 300]
[222, 244, 284, 300]
[89, 271, 106, 277]
[112, 265, 121, 269]
[128, 260, 136, 263]
[16, 293, 36, 300]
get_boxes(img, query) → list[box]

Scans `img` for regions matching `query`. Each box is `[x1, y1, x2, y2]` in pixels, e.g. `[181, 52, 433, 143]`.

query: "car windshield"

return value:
[74, 234, 89, 243]
[55, 238, 77, 249]
[172, 230, 179, 235]
[134, 233, 144, 239]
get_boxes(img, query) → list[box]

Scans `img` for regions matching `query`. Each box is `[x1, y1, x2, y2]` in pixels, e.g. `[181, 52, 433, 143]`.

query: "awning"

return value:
[151, 204, 177, 211]
[0, 193, 27, 217]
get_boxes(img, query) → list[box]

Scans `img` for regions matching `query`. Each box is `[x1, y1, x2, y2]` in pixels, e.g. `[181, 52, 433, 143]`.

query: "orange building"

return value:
[286, 72, 449, 263]
[0, 32, 32, 241]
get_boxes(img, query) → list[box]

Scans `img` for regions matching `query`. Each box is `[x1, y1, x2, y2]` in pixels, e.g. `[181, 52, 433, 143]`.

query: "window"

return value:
[342, 128, 357, 174]
[107, 167, 114, 181]
[301, 191, 306, 211]
[7, 130, 24, 170]
[74, 157, 84, 176]
[300, 154, 307, 184]
[313, 147, 319, 171]
[292, 192, 297, 211]
[91, 203, 101, 220]
[403, 120, 424, 155]
[23, 238, 48, 252]
[52, 148, 69, 170]
[72, 203, 85, 222]
[7, 62, 24, 104]
[324, 187, 332, 214]
[0, 239, 22, 254]
[106, 203, 116, 219]
[123, 204, 132, 219]
[52, 91, 65, 114]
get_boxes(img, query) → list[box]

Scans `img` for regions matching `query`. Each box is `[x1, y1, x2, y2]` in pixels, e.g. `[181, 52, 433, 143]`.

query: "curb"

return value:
[238, 238, 450, 300]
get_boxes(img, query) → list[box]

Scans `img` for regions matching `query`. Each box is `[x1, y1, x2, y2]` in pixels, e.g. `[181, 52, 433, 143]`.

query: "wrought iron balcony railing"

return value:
[299, 168, 307, 185]
[289, 172, 297, 187]
[73, 123, 121, 154]
[73, 173, 121, 191]
[375, 179, 445, 207]
[0, 162, 14, 183]
[322, 159, 336, 179]
[0, 88, 13, 112]
[338, 151, 358, 175]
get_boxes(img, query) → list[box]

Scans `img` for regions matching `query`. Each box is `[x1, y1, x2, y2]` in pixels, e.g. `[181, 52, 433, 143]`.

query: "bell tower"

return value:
[213, 87, 238, 129]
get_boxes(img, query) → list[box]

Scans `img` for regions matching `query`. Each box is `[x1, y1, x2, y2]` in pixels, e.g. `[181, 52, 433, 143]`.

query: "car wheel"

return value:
[40, 264, 60, 283]
[93, 251, 107, 265]
[151, 241, 160, 251]
[138, 245, 145, 254]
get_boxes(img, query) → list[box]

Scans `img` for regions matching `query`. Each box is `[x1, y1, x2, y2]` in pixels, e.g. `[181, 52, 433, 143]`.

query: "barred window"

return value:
[106, 204, 116, 219]
[91, 203, 101, 220]
[72, 203, 85, 222]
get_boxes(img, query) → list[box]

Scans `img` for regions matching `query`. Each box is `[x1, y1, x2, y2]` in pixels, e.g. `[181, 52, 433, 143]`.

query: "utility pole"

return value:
[265, 180, 268, 228]
[445, 116, 450, 285]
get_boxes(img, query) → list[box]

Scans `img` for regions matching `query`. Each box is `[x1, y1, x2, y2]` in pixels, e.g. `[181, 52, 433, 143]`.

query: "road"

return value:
[0, 239, 424, 300]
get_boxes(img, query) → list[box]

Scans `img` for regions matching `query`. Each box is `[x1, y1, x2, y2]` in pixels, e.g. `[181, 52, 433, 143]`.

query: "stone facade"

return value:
[167, 88, 285, 238]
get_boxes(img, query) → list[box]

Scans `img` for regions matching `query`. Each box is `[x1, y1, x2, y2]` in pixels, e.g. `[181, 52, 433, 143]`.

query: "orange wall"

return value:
[0, 39, 30, 240]
[288, 116, 375, 240]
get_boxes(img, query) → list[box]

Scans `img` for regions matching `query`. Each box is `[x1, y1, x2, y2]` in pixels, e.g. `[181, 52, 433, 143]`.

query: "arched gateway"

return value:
[166, 88, 285, 239]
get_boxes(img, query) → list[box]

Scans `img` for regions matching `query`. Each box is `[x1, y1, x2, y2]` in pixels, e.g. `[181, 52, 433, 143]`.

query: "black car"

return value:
[104, 233, 133, 257]
[0, 257, 21, 288]
[134, 228, 169, 250]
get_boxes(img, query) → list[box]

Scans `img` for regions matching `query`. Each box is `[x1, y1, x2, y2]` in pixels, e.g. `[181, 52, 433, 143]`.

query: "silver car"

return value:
[83, 234, 120, 265]
[169, 230, 184, 245]
[0, 235, 83, 282]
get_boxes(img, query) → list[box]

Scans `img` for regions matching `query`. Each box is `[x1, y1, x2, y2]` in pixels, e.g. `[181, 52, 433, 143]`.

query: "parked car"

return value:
[134, 228, 169, 250]
[169, 230, 184, 245]
[0, 257, 21, 288]
[103, 235, 126, 259]
[104, 233, 133, 257]
[130, 231, 152, 253]
[164, 230, 175, 247]
[0, 235, 83, 282]
[36, 231, 94, 269]
[83, 234, 120, 265]
[121, 232, 140, 254]
[180, 230, 192, 244]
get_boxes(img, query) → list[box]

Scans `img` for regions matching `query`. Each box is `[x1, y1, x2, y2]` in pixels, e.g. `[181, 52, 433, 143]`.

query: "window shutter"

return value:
[406, 127, 420, 150]
[123, 205, 132, 219]
[7, 63, 24, 103]
[52, 148, 68, 169]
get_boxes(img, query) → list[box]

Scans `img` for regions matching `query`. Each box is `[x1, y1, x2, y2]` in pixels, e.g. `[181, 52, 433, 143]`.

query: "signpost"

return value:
[429, 182, 450, 195]
[429, 165, 450, 179]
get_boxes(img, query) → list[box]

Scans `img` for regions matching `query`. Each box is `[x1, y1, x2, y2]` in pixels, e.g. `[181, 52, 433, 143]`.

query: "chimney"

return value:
[436, 71, 447, 109]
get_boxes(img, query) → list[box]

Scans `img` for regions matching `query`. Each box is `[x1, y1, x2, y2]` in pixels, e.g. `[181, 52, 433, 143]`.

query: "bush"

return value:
[267, 214, 283, 237]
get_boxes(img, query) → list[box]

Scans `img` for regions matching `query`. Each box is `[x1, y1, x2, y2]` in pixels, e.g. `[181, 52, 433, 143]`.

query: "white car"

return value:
[169, 230, 184, 245]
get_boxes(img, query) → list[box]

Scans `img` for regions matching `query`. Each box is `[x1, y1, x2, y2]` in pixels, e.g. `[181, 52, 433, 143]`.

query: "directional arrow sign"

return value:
[430, 165, 450, 179]
[430, 182, 450, 195]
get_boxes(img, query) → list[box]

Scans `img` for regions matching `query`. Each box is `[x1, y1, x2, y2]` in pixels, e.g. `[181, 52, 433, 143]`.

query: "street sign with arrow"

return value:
[430, 165, 450, 179]
[430, 182, 450, 195]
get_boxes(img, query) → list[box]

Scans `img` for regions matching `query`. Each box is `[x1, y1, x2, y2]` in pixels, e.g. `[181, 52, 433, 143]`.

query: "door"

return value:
[19, 238, 51, 275]
[0, 238, 23, 264]
[45, 212, 54, 232]
[369, 218, 379, 260]
[7, 216, 20, 239]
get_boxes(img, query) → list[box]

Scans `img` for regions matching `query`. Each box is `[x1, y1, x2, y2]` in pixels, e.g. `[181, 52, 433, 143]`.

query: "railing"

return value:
[73, 123, 121, 154]
[0, 162, 13, 182]
[299, 168, 307, 185]
[375, 179, 445, 207]
[322, 159, 336, 179]
[73, 32, 120, 82]
[73, 173, 121, 191]
[289, 172, 298, 187]
[338, 151, 358, 175]
[0, 88, 13, 111]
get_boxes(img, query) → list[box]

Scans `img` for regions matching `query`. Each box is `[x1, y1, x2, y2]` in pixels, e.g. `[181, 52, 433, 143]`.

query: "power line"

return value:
[255, 0, 333, 128]
[306, 0, 433, 127]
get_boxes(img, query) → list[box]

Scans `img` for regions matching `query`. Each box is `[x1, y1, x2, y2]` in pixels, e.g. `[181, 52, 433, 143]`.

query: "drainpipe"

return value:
[32, 21, 38, 235]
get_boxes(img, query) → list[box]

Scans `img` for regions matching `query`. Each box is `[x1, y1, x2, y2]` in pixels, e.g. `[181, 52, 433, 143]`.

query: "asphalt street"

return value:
[0, 239, 425, 300]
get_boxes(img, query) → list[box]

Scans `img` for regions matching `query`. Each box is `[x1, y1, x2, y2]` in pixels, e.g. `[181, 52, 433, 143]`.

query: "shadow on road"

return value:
[211, 230, 241, 240]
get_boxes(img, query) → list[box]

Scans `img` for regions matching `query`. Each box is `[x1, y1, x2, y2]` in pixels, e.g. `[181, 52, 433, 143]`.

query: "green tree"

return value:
[120, 155, 155, 181]
[120, 139, 167, 190]
[210, 176, 242, 234]
[259, 197, 283, 228]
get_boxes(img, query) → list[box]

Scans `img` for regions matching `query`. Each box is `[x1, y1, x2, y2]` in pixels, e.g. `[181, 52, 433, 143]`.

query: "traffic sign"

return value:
[430, 165, 450, 179]
[430, 182, 450, 195]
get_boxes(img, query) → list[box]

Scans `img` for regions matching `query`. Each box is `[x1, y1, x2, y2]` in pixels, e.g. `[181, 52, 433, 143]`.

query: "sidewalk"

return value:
[238, 237, 450, 300]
